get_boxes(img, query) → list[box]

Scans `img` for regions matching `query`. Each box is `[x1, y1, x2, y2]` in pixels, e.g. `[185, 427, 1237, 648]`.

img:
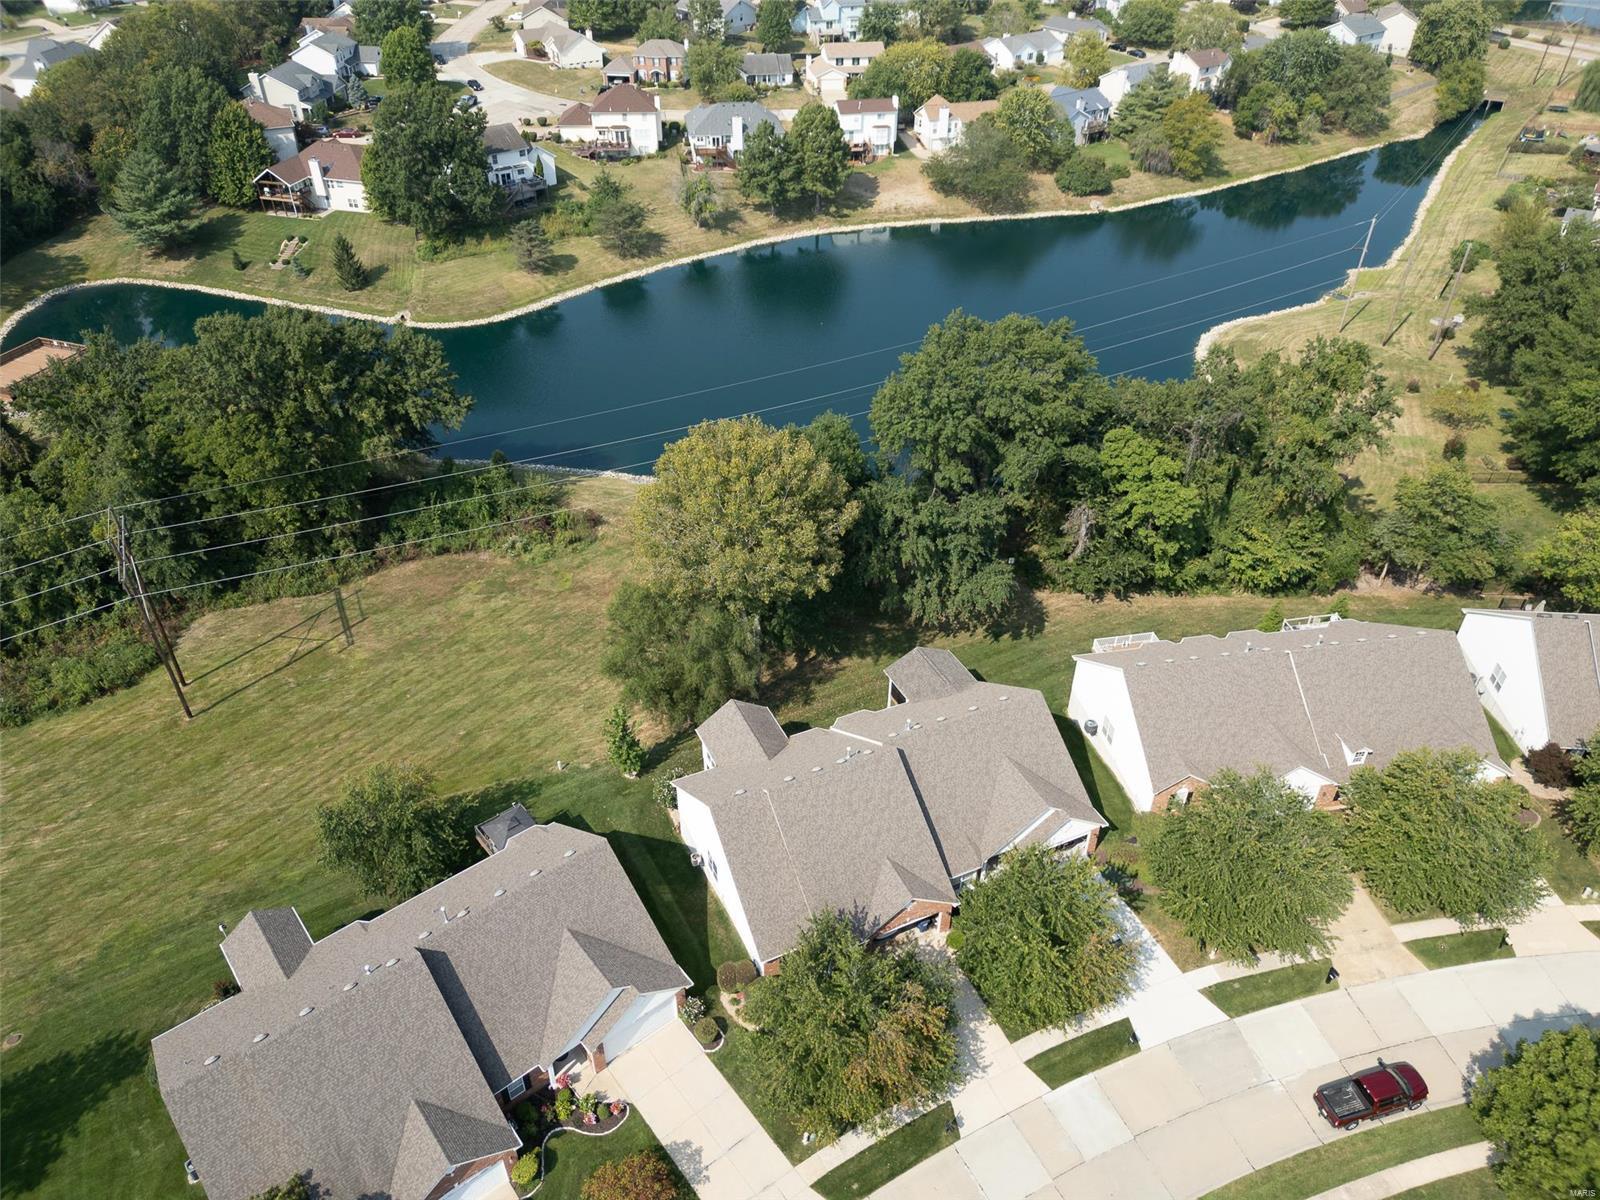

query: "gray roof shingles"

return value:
[698, 698, 789, 767]
[685, 100, 780, 140]
[1524, 611, 1600, 746]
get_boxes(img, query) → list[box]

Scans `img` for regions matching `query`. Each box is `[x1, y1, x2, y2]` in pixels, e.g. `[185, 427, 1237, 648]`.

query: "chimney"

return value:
[585, 25, 593, 38]
[248, 70, 264, 100]
[653, 93, 661, 111]
[308, 153, 327, 200]
[730, 113, 744, 153]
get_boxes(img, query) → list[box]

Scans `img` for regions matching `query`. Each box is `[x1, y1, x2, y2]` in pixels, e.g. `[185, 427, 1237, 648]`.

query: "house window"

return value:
[707, 855, 718, 880]
[1490, 664, 1506, 692]
[506, 1075, 528, 1100]
[1102, 716, 1114, 743]
[1349, 748, 1371, 765]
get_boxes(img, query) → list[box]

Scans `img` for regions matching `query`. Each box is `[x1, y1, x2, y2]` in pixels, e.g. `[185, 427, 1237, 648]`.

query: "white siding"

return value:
[435, 1162, 516, 1200]
[1456, 612, 1548, 750]
[1066, 658, 1157, 810]
[675, 788, 764, 965]
[600, 988, 679, 1059]
[1283, 765, 1336, 800]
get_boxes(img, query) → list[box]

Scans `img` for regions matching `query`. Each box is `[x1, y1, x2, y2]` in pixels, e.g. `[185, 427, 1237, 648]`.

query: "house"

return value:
[290, 29, 360, 84]
[588, 82, 663, 155]
[474, 802, 536, 855]
[983, 32, 1064, 71]
[1456, 609, 1600, 752]
[624, 38, 686, 82]
[1170, 48, 1230, 92]
[42, 0, 112, 14]
[242, 99, 300, 163]
[676, 0, 760, 33]
[554, 100, 594, 140]
[357, 44, 382, 76]
[7, 37, 92, 99]
[544, 26, 606, 68]
[742, 51, 795, 87]
[248, 61, 335, 121]
[301, 13, 357, 38]
[834, 95, 898, 158]
[1040, 15, 1112, 42]
[1067, 616, 1510, 813]
[804, 40, 883, 99]
[1328, 12, 1385, 47]
[519, 0, 570, 34]
[676, 648, 1106, 972]
[601, 53, 638, 85]
[1335, 0, 1369, 14]
[1094, 0, 1130, 19]
[913, 93, 999, 151]
[793, 0, 868, 41]
[1097, 59, 1163, 114]
[685, 100, 781, 162]
[152, 823, 689, 1200]
[1048, 85, 1111, 143]
[1374, 1, 1417, 55]
[482, 122, 558, 201]
[81, 19, 118, 50]
[253, 138, 368, 214]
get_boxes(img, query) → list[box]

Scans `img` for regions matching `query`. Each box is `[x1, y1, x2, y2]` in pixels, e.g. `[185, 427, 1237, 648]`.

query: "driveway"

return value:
[441, 50, 572, 123]
[875, 952, 1598, 1200]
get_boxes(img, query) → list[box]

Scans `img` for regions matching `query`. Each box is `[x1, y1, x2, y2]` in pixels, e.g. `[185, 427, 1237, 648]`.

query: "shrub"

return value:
[581, 1150, 681, 1200]
[510, 1152, 540, 1190]
[651, 768, 685, 811]
[604, 703, 646, 776]
[693, 1016, 722, 1047]
[944, 927, 965, 951]
[554, 1087, 576, 1122]
[1406, 377, 1422, 392]
[1055, 153, 1116, 196]
[1526, 742, 1576, 788]
[680, 994, 706, 1023]
[1443, 433, 1467, 460]
[717, 959, 758, 993]
[1257, 601, 1284, 632]
[231, 249, 247, 270]
[212, 978, 241, 1002]
[1564, 785, 1600, 853]
[1511, 26, 1526, 36]
[1470, 1025, 1600, 1196]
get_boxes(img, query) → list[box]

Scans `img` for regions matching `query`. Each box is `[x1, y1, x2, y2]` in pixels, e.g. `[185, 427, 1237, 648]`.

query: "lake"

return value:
[3, 123, 1469, 474]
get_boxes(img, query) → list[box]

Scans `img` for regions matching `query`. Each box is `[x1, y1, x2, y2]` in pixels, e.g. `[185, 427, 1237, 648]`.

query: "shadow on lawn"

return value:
[0, 1030, 146, 1195]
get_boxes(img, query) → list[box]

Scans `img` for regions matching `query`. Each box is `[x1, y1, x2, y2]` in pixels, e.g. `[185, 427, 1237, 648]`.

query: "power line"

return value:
[0, 538, 108, 579]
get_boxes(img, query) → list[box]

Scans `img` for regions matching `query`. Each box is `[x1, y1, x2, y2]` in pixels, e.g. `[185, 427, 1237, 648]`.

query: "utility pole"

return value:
[1340, 216, 1377, 332]
[1556, 20, 1580, 87]
[107, 509, 192, 720]
[1429, 242, 1473, 361]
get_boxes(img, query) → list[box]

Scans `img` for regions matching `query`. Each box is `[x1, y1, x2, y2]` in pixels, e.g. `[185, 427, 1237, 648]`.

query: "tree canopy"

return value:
[923, 115, 1033, 212]
[381, 22, 438, 87]
[756, 0, 794, 49]
[363, 82, 500, 239]
[208, 102, 274, 207]
[601, 582, 762, 725]
[316, 762, 471, 902]
[1116, 0, 1180, 47]
[1409, 0, 1491, 72]
[1530, 510, 1600, 611]
[354, 0, 433, 43]
[1175, 2, 1244, 50]
[105, 147, 201, 251]
[1371, 464, 1507, 588]
[1469, 1025, 1600, 1197]
[849, 40, 956, 113]
[996, 86, 1073, 169]
[786, 103, 852, 212]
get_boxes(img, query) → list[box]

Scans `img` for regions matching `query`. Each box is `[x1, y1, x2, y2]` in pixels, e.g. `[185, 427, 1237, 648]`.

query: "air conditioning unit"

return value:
[689, 852, 703, 868]
[1083, 719, 1099, 736]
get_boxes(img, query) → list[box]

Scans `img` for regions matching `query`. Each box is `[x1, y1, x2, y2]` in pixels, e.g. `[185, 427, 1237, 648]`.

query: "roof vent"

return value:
[455, 909, 468, 920]
[967, 705, 977, 711]
[418, 930, 431, 939]
[999, 695, 1008, 701]
[783, 774, 795, 781]
[253, 1033, 268, 1043]
[204, 1055, 220, 1066]
[529, 868, 542, 878]
[298, 1006, 314, 1018]
[344, 981, 358, 990]
[363, 964, 376, 975]
[494, 887, 507, 897]
[563, 849, 576, 858]
[385, 958, 398, 968]
[812, 765, 823, 772]
[861, 748, 873, 755]
[734, 788, 746, 796]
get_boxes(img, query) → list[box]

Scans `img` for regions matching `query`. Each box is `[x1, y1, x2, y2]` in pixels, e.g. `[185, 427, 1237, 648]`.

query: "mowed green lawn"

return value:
[0, 468, 1479, 1199]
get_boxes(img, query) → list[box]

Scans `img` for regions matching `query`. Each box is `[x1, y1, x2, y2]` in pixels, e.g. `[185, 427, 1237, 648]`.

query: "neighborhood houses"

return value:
[685, 100, 782, 163]
[1456, 609, 1600, 752]
[254, 139, 369, 214]
[914, 94, 1000, 151]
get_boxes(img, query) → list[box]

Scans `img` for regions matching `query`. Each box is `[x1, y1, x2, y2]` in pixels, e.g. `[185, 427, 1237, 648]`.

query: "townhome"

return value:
[1040, 14, 1111, 42]
[588, 82, 663, 155]
[1049, 85, 1112, 143]
[482, 123, 558, 201]
[1374, 1, 1418, 55]
[8, 36, 93, 99]
[983, 31, 1064, 71]
[242, 99, 299, 163]
[685, 100, 782, 163]
[545, 26, 606, 69]
[1097, 59, 1164, 114]
[1170, 47, 1231, 92]
[248, 61, 335, 123]
[793, 0, 868, 41]
[804, 40, 883, 99]
[1456, 609, 1600, 753]
[1328, 12, 1385, 47]
[152, 823, 689, 1200]
[742, 51, 795, 86]
[253, 139, 368, 214]
[913, 93, 999, 151]
[1067, 616, 1510, 813]
[834, 95, 899, 158]
[676, 648, 1107, 973]
[677, 0, 760, 33]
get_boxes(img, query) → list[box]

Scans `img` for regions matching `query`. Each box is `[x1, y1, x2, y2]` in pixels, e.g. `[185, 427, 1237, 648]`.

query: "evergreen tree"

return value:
[637, 5, 683, 41]
[106, 147, 201, 251]
[736, 119, 795, 212]
[1576, 59, 1600, 113]
[137, 64, 232, 198]
[510, 218, 558, 272]
[756, 0, 795, 49]
[586, 171, 655, 257]
[330, 232, 370, 291]
[787, 103, 851, 213]
[604, 703, 646, 775]
[209, 102, 273, 208]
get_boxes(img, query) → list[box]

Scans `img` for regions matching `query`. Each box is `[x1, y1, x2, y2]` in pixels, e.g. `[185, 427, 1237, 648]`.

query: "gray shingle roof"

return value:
[742, 51, 792, 76]
[1184, 48, 1230, 68]
[1041, 15, 1109, 37]
[1074, 620, 1505, 793]
[1464, 609, 1600, 747]
[220, 908, 313, 990]
[474, 801, 536, 849]
[154, 825, 687, 1200]
[698, 698, 789, 767]
[686, 101, 781, 139]
[264, 59, 330, 95]
[1336, 12, 1386, 36]
[14, 36, 91, 81]
[885, 645, 975, 702]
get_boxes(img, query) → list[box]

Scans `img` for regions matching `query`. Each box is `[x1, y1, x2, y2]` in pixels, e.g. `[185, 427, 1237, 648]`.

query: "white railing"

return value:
[1091, 631, 1159, 653]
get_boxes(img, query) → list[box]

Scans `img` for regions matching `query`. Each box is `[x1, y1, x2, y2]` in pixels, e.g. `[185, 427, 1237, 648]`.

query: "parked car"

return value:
[456, 93, 478, 109]
[1127, 47, 1147, 58]
[331, 127, 363, 139]
[1109, 40, 1127, 50]
[1314, 1061, 1428, 1130]
[466, 78, 483, 91]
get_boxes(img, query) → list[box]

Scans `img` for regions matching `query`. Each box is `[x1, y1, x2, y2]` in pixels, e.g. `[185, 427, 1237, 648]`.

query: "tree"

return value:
[1278, 0, 1333, 28]
[637, 4, 682, 41]
[1470, 1025, 1600, 1198]
[106, 147, 201, 252]
[743, 911, 960, 1142]
[330, 232, 370, 290]
[941, 47, 1000, 101]
[1161, 90, 1222, 180]
[248, 1180, 313, 1200]
[1564, 735, 1600, 853]
[736, 119, 796, 212]
[1434, 55, 1485, 123]
[604, 703, 646, 775]
[756, 0, 794, 50]
[995, 85, 1071, 169]
[1530, 510, 1600, 611]
[1146, 770, 1352, 962]
[1343, 749, 1547, 927]
[354, 0, 433, 44]
[510, 218, 559, 272]
[602, 583, 762, 725]
[1324, 44, 1392, 135]
[859, 0, 904, 42]
[363, 82, 500, 239]
[923, 115, 1032, 212]
[586, 171, 656, 257]
[209, 102, 273, 207]
[1064, 32, 1112, 87]
[581, 1150, 681, 1200]
[633, 416, 860, 624]
[1097, 426, 1202, 582]
[1109, 68, 1188, 140]
[1372, 464, 1505, 589]
[915, 0, 966, 42]
[687, 39, 745, 97]
[1234, 83, 1301, 142]
[787, 103, 851, 213]
[688, 0, 727, 39]
[316, 762, 469, 903]
[678, 165, 721, 226]
[1409, 0, 1490, 70]
[956, 847, 1136, 1035]
[983, 0, 1026, 35]
[380, 22, 437, 87]
[137, 65, 231, 196]
[849, 40, 951, 114]
[1055, 151, 1115, 194]
[1576, 59, 1600, 113]
[1175, 1, 1243, 49]
[1116, 0, 1179, 48]
[569, 0, 650, 36]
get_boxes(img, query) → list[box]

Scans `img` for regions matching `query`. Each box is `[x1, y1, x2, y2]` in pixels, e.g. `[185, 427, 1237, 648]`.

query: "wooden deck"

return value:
[0, 337, 85, 405]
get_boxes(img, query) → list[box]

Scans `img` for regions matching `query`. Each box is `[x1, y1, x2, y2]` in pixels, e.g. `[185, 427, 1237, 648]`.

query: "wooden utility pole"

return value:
[107, 509, 192, 720]
[1556, 21, 1580, 87]
[1429, 242, 1473, 361]
[1340, 216, 1377, 332]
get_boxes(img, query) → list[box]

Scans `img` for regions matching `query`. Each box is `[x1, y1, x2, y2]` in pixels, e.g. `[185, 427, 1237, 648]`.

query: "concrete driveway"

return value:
[873, 952, 1598, 1200]
[442, 50, 571, 123]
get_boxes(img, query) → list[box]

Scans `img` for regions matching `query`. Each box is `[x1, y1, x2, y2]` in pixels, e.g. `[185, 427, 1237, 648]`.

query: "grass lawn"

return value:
[812, 1102, 959, 1200]
[1404, 930, 1514, 969]
[1201, 961, 1338, 1018]
[1527, 793, 1600, 904]
[1585, 921, 1600, 939]
[484, 58, 607, 103]
[1392, 1166, 1502, 1199]
[537, 1108, 689, 1200]
[714, 1022, 816, 1164]
[1025, 1019, 1140, 1088]
[1200, 1106, 1483, 1200]
[1485, 713, 1520, 767]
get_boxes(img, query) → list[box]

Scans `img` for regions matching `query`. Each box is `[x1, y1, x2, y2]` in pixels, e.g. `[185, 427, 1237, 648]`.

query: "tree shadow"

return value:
[982, 586, 1046, 642]
[838, 173, 881, 212]
[1461, 1003, 1590, 1095]
[187, 211, 246, 260]
[0, 1030, 147, 1194]
[1058, 714, 1126, 834]
[364, 263, 389, 287]
[0, 252, 88, 324]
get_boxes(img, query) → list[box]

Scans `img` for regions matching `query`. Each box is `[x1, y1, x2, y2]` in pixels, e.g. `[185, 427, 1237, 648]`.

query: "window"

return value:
[1102, 716, 1115, 744]
[1350, 749, 1371, 765]
[1490, 664, 1506, 692]
[506, 1075, 528, 1100]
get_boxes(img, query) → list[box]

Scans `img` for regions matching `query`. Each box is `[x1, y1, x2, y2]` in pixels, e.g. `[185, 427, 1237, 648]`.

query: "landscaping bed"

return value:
[1403, 930, 1513, 969]
[1025, 1019, 1140, 1089]
[812, 1102, 959, 1200]
[1201, 960, 1338, 1018]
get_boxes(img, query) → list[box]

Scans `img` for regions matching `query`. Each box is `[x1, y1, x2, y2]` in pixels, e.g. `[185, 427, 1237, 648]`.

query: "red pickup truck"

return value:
[1313, 1060, 1428, 1129]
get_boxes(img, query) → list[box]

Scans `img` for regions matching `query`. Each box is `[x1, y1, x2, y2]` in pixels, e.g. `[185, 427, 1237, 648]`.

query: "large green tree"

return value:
[756, 0, 795, 50]
[1278, 0, 1333, 28]
[208, 101, 274, 208]
[941, 47, 1000, 101]
[1530, 510, 1600, 611]
[363, 81, 500, 239]
[744, 911, 961, 1142]
[859, 1, 905, 43]
[1161, 90, 1223, 179]
[381, 22, 437, 87]
[995, 85, 1072, 169]
[688, 39, 745, 97]
[736, 119, 796, 211]
[316, 762, 470, 902]
[569, 0, 649, 36]
[137, 65, 232, 197]
[956, 847, 1136, 1035]
[849, 40, 951, 114]
[601, 582, 762, 725]
[1064, 32, 1113, 87]
[1096, 426, 1202, 583]
[1116, 0, 1179, 47]
[1146, 770, 1352, 962]
[1408, 0, 1490, 71]
[1109, 69, 1188, 141]
[1470, 1025, 1600, 1197]
[1175, 2, 1243, 49]
[353, 0, 433, 44]
[105, 147, 201, 251]
[922, 115, 1032, 212]
[1372, 464, 1506, 589]
[1433, 56, 1486, 123]
[786, 103, 851, 212]
[1343, 749, 1548, 927]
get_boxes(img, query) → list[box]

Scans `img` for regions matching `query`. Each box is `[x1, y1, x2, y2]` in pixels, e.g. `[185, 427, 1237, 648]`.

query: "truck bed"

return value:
[1318, 1078, 1370, 1118]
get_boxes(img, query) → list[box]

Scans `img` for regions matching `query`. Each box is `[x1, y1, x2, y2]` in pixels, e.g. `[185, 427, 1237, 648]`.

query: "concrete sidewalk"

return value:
[1306, 1142, 1492, 1200]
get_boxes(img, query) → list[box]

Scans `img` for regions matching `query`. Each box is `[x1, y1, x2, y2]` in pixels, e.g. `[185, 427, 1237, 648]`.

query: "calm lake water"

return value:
[5, 123, 1468, 473]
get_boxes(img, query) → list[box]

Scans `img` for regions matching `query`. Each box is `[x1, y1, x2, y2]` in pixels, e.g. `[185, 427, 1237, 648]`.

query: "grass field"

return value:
[484, 58, 607, 102]
[1200, 1107, 1483, 1200]
[1201, 961, 1339, 1018]
[1403, 930, 1514, 969]
[1025, 1018, 1140, 1088]
[813, 1102, 959, 1200]
[1392, 1166, 1502, 1199]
